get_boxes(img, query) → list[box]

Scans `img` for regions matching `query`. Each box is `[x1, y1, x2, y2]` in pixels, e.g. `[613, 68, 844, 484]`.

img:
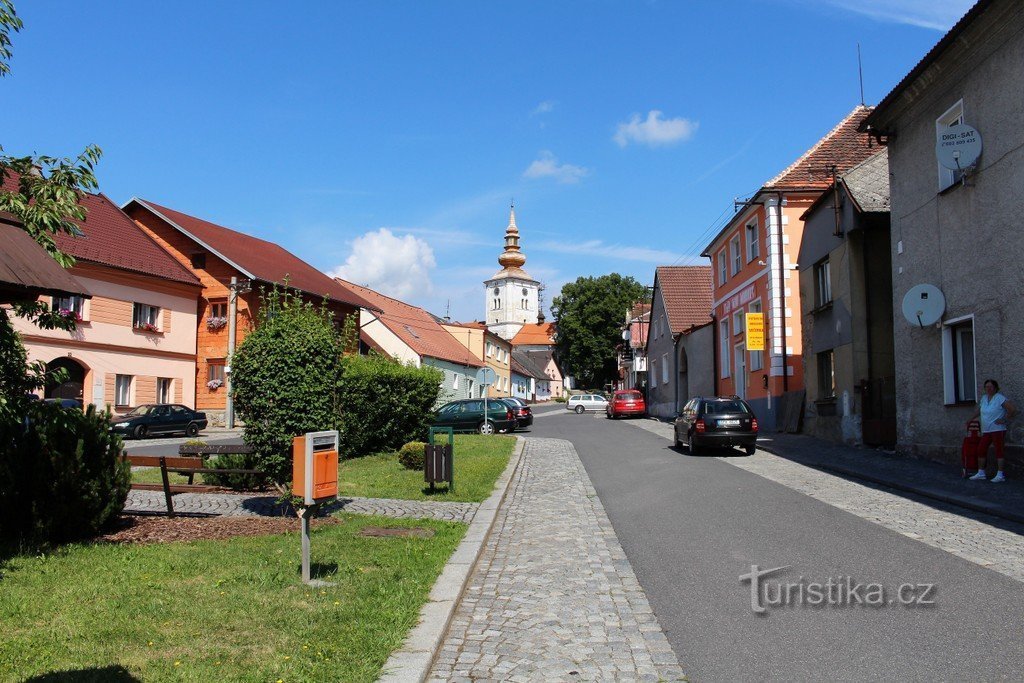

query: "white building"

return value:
[485, 206, 540, 341]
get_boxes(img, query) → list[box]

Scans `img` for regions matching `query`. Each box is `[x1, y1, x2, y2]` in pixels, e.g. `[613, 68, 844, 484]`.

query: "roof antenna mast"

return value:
[857, 42, 865, 106]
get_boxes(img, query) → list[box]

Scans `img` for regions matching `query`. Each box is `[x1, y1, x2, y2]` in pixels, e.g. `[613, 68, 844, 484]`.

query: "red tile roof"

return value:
[511, 322, 557, 346]
[127, 198, 375, 309]
[764, 106, 877, 190]
[334, 278, 483, 368]
[655, 266, 713, 335]
[1, 177, 200, 286]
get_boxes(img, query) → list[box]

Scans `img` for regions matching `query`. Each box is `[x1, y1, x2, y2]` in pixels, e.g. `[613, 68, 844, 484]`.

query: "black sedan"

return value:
[500, 397, 534, 429]
[673, 396, 758, 455]
[110, 404, 208, 439]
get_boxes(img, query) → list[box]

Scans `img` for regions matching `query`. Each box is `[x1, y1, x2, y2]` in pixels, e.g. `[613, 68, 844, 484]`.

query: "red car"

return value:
[606, 390, 646, 419]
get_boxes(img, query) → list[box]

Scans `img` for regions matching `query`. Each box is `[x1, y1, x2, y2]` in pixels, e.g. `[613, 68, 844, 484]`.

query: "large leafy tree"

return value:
[551, 273, 647, 389]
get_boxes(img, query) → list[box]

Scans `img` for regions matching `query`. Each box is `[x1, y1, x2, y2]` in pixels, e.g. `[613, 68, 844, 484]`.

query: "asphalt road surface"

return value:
[121, 431, 243, 455]
[529, 407, 1024, 682]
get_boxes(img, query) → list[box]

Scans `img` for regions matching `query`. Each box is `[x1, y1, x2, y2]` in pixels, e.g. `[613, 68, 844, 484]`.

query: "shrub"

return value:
[201, 452, 265, 490]
[0, 401, 130, 545]
[338, 354, 443, 458]
[398, 441, 427, 470]
[231, 288, 343, 482]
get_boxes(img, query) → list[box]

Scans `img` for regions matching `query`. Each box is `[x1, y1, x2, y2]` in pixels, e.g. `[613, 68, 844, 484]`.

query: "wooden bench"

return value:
[126, 444, 267, 516]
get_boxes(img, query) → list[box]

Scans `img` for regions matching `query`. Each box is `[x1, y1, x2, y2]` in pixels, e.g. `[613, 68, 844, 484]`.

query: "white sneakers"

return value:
[970, 470, 1007, 482]
[969, 471, 988, 481]
[991, 472, 1006, 483]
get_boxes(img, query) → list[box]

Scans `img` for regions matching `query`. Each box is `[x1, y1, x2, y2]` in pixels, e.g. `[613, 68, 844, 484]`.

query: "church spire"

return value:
[498, 202, 527, 269]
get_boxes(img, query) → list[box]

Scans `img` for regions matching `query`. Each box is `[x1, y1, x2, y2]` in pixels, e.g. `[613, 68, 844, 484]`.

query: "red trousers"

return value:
[978, 431, 1005, 460]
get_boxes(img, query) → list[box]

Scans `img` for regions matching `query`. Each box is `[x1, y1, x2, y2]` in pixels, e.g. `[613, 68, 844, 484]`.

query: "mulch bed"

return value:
[97, 515, 342, 545]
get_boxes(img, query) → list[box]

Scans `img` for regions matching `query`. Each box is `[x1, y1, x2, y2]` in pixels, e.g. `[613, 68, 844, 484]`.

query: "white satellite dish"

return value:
[901, 284, 946, 328]
[936, 124, 982, 170]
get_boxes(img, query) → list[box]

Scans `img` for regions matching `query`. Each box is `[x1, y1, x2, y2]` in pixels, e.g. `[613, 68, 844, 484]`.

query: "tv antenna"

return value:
[857, 43, 865, 106]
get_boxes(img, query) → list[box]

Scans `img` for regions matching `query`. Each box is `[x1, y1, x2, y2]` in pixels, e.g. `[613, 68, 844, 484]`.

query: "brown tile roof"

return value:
[765, 106, 878, 190]
[1, 177, 200, 286]
[655, 266, 713, 335]
[511, 322, 557, 346]
[335, 278, 483, 368]
[127, 198, 375, 309]
[0, 220, 91, 302]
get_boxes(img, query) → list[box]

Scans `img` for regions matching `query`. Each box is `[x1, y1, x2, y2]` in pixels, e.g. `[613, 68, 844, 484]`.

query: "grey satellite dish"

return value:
[936, 124, 982, 170]
[901, 284, 946, 328]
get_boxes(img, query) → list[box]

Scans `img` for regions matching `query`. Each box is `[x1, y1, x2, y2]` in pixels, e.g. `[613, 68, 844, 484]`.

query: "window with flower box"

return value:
[133, 302, 161, 332]
[52, 295, 86, 322]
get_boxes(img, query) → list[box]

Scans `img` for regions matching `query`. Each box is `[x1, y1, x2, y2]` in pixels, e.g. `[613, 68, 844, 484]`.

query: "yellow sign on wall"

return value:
[745, 312, 765, 351]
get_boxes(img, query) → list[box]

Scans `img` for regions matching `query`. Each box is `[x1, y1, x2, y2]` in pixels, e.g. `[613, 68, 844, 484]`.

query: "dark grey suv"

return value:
[673, 396, 758, 455]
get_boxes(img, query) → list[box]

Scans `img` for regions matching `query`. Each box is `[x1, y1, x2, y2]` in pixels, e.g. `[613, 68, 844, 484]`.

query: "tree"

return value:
[551, 273, 647, 389]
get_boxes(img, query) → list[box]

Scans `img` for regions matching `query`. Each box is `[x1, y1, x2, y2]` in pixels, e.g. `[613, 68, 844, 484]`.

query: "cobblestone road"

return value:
[627, 418, 1024, 583]
[124, 490, 477, 523]
[428, 438, 685, 683]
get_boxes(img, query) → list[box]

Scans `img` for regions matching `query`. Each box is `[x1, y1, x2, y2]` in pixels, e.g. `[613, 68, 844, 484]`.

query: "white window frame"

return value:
[745, 218, 760, 262]
[453, 373, 460, 390]
[936, 99, 965, 191]
[942, 314, 977, 405]
[748, 299, 763, 372]
[720, 320, 730, 378]
[52, 294, 86, 320]
[661, 353, 669, 384]
[730, 234, 742, 275]
[115, 374, 132, 407]
[651, 358, 658, 388]
[718, 250, 728, 285]
[132, 302, 161, 330]
[157, 377, 172, 404]
[815, 258, 832, 307]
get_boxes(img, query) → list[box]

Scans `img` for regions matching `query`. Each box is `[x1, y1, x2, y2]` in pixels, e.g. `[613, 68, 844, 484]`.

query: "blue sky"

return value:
[2, 1, 972, 321]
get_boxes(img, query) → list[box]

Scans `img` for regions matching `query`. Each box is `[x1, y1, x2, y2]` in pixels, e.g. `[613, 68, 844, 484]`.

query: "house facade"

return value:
[511, 349, 552, 402]
[702, 106, 878, 429]
[861, 0, 1024, 468]
[645, 266, 714, 418]
[335, 278, 484, 404]
[9, 193, 202, 412]
[797, 150, 895, 446]
[617, 303, 649, 392]
[443, 322, 513, 398]
[510, 322, 564, 399]
[124, 198, 372, 425]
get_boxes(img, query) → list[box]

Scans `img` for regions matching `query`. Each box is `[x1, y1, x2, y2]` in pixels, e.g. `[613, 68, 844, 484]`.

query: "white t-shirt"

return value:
[980, 392, 1008, 433]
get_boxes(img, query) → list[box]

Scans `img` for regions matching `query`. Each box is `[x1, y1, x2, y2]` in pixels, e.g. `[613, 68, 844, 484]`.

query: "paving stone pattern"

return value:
[124, 490, 477, 523]
[628, 418, 1024, 583]
[429, 438, 685, 682]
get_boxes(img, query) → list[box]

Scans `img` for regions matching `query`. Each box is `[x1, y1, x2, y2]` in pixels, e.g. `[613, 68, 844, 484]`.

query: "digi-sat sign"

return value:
[936, 123, 982, 170]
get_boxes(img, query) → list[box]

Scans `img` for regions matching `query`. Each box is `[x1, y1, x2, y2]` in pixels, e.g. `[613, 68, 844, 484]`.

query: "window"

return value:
[732, 310, 743, 335]
[818, 350, 836, 399]
[943, 317, 976, 404]
[486, 342, 494, 357]
[190, 253, 207, 269]
[52, 295, 85, 321]
[115, 374, 132, 407]
[814, 258, 832, 307]
[209, 301, 227, 319]
[133, 302, 161, 331]
[748, 300, 763, 371]
[157, 377, 172, 404]
[746, 219, 760, 262]
[661, 353, 669, 384]
[651, 358, 658, 387]
[207, 362, 225, 385]
[718, 251, 727, 285]
[453, 373, 460, 390]
[720, 321, 730, 378]
[936, 100, 965, 191]
[521, 298, 529, 309]
[730, 234, 742, 275]
[467, 379, 475, 396]
[492, 298, 501, 310]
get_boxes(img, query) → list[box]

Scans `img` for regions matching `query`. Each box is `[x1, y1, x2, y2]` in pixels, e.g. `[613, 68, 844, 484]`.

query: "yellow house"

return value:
[442, 322, 512, 398]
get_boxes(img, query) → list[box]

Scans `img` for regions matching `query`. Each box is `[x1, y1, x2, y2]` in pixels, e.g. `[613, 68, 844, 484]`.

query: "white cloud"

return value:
[531, 100, 556, 116]
[613, 110, 699, 148]
[330, 228, 436, 300]
[818, 0, 972, 30]
[522, 151, 589, 184]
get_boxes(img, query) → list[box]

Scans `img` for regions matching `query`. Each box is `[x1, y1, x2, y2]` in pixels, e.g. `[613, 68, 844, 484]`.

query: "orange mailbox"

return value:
[292, 430, 339, 505]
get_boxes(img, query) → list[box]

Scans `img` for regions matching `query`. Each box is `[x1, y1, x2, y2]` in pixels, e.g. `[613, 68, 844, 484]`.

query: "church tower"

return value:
[485, 205, 540, 340]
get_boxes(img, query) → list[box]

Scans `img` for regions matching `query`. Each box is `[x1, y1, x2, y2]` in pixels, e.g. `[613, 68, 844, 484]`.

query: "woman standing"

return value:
[967, 379, 1017, 482]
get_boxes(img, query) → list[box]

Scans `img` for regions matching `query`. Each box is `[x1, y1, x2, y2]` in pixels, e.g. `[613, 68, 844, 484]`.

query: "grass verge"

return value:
[0, 514, 464, 682]
[339, 434, 515, 503]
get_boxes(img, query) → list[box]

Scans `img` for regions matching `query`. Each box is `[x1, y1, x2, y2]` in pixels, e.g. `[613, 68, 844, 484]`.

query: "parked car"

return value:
[566, 394, 609, 414]
[43, 398, 84, 409]
[606, 390, 646, 419]
[432, 398, 517, 435]
[110, 404, 208, 439]
[501, 397, 534, 429]
[673, 396, 758, 455]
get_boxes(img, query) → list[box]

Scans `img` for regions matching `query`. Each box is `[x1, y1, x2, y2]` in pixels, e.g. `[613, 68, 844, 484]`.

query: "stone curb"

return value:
[376, 435, 527, 683]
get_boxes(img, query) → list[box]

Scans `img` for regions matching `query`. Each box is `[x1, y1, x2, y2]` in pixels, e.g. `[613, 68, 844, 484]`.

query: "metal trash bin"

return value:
[425, 426, 454, 491]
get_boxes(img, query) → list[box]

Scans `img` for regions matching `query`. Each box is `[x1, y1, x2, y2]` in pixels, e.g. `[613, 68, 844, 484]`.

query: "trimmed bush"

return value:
[201, 452, 265, 490]
[338, 354, 443, 458]
[398, 441, 427, 470]
[231, 288, 343, 482]
[0, 401, 130, 545]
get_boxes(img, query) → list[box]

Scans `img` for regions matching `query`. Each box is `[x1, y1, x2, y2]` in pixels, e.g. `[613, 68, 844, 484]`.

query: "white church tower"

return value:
[485, 205, 540, 341]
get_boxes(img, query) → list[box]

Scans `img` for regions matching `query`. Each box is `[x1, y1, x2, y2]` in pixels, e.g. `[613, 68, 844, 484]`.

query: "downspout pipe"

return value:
[775, 191, 789, 394]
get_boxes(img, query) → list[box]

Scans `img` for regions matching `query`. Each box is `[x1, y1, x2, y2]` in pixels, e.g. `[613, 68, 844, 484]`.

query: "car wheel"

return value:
[745, 444, 756, 456]
[133, 424, 147, 440]
[574, 405, 585, 414]
[478, 420, 495, 435]
[186, 422, 199, 437]
[688, 434, 701, 456]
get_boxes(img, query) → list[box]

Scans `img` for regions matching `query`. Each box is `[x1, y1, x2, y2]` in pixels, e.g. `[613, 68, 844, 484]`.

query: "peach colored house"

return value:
[8, 192, 202, 413]
[442, 322, 513, 398]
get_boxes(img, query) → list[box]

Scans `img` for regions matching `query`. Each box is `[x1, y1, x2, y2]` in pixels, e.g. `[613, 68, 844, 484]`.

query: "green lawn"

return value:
[0, 515, 464, 682]
[131, 467, 191, 486]
[339, 434, 515, 503]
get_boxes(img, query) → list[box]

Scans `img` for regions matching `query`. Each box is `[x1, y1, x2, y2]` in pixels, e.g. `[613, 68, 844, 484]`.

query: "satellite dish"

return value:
[936, 124, 982, 170]
[901, 284, 945, 328]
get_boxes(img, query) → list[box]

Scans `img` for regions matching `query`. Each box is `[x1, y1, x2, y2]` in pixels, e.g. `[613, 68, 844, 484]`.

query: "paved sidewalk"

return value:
[428, 438, 685, 682]
[124, 490, 477, 523]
